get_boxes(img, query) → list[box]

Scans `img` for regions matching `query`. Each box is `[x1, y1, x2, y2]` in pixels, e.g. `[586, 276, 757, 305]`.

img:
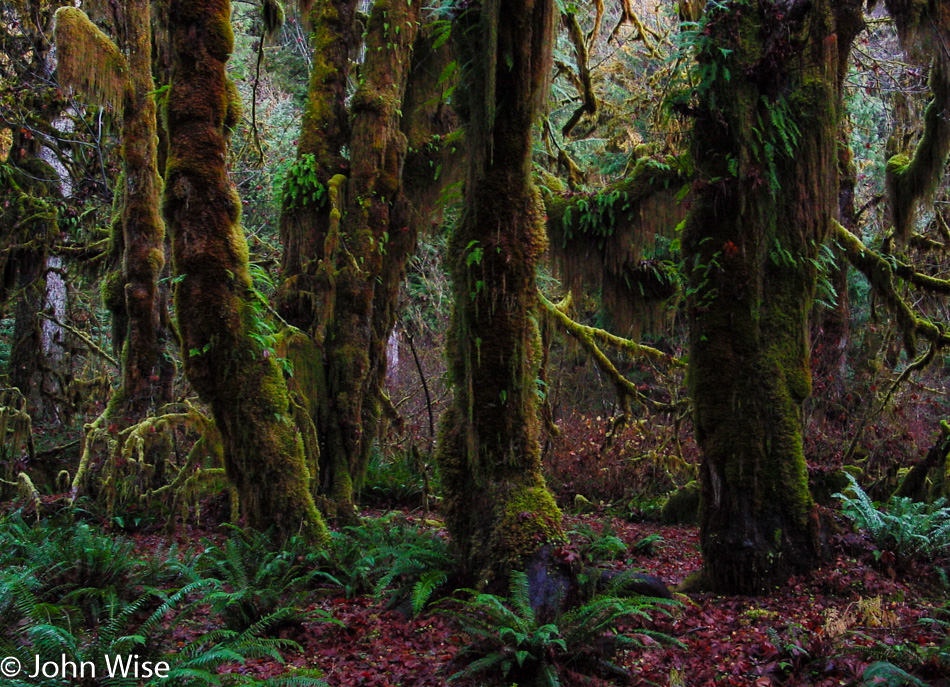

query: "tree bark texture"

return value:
[164, 0, 328, 543]
[111, 0, 175, 421]
[435, 0, 563, 585]
[277, 0, 457, 520]
[684, 0, 864, 593]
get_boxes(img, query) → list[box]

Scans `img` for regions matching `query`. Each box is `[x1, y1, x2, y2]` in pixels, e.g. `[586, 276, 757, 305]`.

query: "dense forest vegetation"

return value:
[0, 0, 949, 684]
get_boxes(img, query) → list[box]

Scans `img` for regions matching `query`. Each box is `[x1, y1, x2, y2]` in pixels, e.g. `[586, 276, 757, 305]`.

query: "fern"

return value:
[0, 515, 180, 625]
[327, 514, 454, 614]
[835, 474, 950, 562]
[861, 661, 927, 686]
[567, 522, 628, 564]
[197, 527, 335, 632]
[447, 570, 680, 686]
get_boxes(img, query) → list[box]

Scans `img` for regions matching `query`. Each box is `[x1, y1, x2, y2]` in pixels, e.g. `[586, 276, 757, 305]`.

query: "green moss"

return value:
[490, 485, 563, 572]
[660, 481, 700, 525]
[683, 0, 863, 594]
[166, 0, 329, 546]
[886, 153, 912, 174]
[100, 271, 126, 313]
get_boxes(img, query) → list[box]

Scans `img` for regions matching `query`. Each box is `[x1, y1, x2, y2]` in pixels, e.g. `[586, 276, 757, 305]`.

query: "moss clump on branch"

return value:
[832, 219, 950, 352]
[886, 61, 950, 237]
[53, 7, 128, 113]
[543, 155, 688, 336]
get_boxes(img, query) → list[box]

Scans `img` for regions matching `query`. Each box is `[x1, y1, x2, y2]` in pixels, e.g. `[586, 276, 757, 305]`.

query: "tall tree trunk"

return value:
[318, 0, 421, 519]
[164, 0, 328, 543]
[277, 0, 453, 520]
[109, 0, 175, 422]
[275, 0, 356, 518]
[435, 0, 563, 585]
[4, 3, 66, 423]
[276, 0, 356, 336]
[684, 0, 863, 594]
[356, 25, 462, 484]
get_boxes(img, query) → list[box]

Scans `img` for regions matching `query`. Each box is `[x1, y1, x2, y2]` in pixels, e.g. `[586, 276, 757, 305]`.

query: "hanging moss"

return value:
[887, 60, 950, 237]
[53, 7, 128, 113]
[544, 156, 688, 336]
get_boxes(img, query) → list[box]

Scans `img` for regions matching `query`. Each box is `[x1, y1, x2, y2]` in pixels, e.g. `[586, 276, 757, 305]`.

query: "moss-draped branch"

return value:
[832, 219, 950, 352]
[886, 60, 950, 237]
[538, 290, 683, 417]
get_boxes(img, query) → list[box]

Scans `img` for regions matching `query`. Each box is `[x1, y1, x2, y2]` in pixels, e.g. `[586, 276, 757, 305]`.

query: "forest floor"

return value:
[129, 508, 948, 687]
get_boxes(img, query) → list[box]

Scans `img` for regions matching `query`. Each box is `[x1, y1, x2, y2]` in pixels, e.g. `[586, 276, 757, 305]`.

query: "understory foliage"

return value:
[196, 526, 337, 633]
[447, 569, 680, 686]
[836, 474, 950, 564]
[326, 513, 454, 615]
[0, 515, 328, 686]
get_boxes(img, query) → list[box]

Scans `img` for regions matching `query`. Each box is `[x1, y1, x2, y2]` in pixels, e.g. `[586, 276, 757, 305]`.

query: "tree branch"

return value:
[832, 219, 950, 353]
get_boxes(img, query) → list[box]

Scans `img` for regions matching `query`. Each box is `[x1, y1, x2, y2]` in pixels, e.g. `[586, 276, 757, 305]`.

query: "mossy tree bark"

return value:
[3, 2, 66, 422]
[318, 0, 422, 520]
[684, 0, 863, 594]
[435, 0, 563, 586]
[277, 1, 455, 520]
[113, 0, 175, 421]
[276, 0, 356, 337]
[54, 1, 175, 494]
[164, 0, 328, 543]
[356, 24, 463, 486]
[6, 153, 58, 420]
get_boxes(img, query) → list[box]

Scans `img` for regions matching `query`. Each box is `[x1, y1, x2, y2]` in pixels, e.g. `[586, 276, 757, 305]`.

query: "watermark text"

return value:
[0, 654, 170, 680]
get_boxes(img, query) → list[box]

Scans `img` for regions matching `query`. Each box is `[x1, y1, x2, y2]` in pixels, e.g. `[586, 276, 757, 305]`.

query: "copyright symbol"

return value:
[0, 656, 21, 677]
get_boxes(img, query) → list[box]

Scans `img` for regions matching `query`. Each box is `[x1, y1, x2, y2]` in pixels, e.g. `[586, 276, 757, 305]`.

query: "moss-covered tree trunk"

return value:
[164, 0, 327, 543]
[684, 0, 863, 594]
[436, 0, 563, 585]
[356, 24, 462, 484]
[276, 0, 356, 336]
[4, 2, 65, 422]
[113, 0, 174, 420]
[278, 0, 453, 520]
[319, 0, 421, 520]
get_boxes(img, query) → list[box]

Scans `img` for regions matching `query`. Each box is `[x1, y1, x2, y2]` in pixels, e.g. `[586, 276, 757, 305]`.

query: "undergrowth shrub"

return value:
[0, 515, 178, 622]
[835, 474, 950, 564]
[196, 526, 335, 633]
[543, 414, 696, 519]
[327, 514, 453, 615]
[360, 447, 435, 509]
[0, 516, 330, 687]
[447, 569, 680, 686]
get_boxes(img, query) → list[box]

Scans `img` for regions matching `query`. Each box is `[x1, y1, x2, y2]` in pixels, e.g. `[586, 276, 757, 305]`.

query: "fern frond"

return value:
[411, 569, 448, 615]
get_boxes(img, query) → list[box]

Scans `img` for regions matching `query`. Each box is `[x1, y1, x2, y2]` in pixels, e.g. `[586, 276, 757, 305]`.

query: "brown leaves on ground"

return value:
[133, 511, 946, 686]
